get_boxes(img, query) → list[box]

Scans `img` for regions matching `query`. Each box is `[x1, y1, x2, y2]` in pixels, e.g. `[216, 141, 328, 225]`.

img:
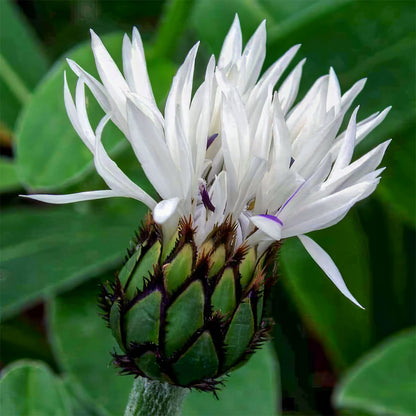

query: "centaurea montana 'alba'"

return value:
[26, 16, 391, 310]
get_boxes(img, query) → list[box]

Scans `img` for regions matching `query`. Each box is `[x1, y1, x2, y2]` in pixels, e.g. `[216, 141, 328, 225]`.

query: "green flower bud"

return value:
[99, 215, 279, 392]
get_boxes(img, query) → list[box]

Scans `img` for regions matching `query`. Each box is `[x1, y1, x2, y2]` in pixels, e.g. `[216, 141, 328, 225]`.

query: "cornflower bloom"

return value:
[25, 16, 390, 389]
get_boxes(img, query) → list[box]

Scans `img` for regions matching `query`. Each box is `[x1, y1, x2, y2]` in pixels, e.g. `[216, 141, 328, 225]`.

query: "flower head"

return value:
[25, 15, 390, 309]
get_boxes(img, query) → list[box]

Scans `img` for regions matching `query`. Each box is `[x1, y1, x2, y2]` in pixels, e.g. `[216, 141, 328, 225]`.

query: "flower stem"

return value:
[123, 378, 188, 416]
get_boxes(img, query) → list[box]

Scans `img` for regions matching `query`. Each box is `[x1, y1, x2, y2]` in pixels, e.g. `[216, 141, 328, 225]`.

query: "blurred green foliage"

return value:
[0, 0, 415, 415]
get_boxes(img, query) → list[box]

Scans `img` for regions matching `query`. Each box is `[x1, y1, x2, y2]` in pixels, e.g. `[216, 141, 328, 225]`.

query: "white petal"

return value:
[332, 107, 391, 153]
[90, 30, 129, 114]
[291, 115, 343, 178]
[21, 190, 119, 204]
[233, 156, 267, 214]
[123, 28, 156, 106]
[341, 78, 366, 111]
[94, 115, 156, 208]
[245, 229, 274, 249]
[203, 171, 228, 235]
[324, 140, 390, 194]
[192, 55, 215, 180]
[278, 58, 306, 115]
[250, 215, 282, 241]
[271, 93, 291, 168]
[298, 235, 364, 308]
[332, 106, 359, 173]
[75, 79, 96, 145]
[210, 171, 227, 216]
[327, 67, 341, 112]
[252, 86, 273, 160]
[355, 107, 391, 145]
[164, 43, 199, 170]
[239, 20, 266, 92]
[287, 75, 328, 138]
[218, 15, 242, 69]
[247, 44, 300, 110]
[281, 182, 372, 237]
[63, 73, 86, 149]
[256, 44, 301, 91]
[219, 90, 245, 181]
[66, 59, 111, 114]
[153, 197, 181, 224]
[126, 97, 183, 199]
[217, 74, 251, 178]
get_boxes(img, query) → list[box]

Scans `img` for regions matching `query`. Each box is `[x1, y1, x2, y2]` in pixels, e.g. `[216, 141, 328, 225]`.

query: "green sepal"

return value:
[165, 281, 204, 356]
[256, 291, 264, 327]
[255, 249, 267, 275]
[124, 290, 162, 346]
[211, 267, 236, 316]
[164, 243, 193, 295]
[239, 247, 256, 290]
[199, 239, 213, 255]
[135, 351, 162, 379]
[118, 249, 141, 287]
[223, 299, 254, 369]
[173, 331, 219, 385]
[161, 230, 179, 263]
[109, 301, 123, 350]
[125, 241, 161, 299]
[208, 245, 226, 278]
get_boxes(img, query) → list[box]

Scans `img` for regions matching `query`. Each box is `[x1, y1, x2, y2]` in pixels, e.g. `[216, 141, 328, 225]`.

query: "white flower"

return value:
[24, 16, 391, 308]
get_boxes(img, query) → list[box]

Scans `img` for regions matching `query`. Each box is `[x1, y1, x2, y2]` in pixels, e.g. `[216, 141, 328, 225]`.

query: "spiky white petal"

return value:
[21, 190, 119, 204]
[298, 235, 364, 309]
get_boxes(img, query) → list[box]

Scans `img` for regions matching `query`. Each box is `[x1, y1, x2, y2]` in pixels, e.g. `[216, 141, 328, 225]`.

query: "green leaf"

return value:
[49, 278, 133, 416]
[15, 33, 122, 191]
[182, 343, 280, 416]
[0, 158, 21, 192]
[0, 0, 48, 128]
[0, 315, 55, 368]
[0, 204, 144, 319]
[279, 214, 373, 369]
[62, 376, 108, 416]
[376, 120, 416, 228]
[16, 34, 176, 190]
[334, 329, 416, 416]
[152, 0, 197, 59]
[190, 0, 352, 57]
[356, 200, 416, 343]
[0, 360, 72, 416]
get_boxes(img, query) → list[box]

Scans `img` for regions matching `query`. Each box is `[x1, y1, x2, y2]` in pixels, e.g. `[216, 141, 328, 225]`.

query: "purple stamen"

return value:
[290, 157, 295, 167]
[199, 184, 216, 212]
[259, 214, 283, 226]
[278, 181, 306, 214]
[207, 133, 218, 149]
